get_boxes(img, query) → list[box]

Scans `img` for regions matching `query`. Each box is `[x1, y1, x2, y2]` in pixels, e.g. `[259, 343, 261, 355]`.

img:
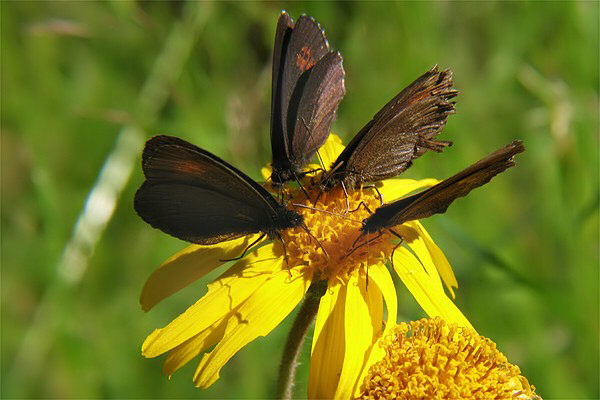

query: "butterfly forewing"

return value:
[323, 66, 457, 189]
[135, 182, 261, 244]
[135, 136, 300, 245]
[362, 141, 525, 233]
[290, 51, 345, 167]
[280, 15, 330, 139]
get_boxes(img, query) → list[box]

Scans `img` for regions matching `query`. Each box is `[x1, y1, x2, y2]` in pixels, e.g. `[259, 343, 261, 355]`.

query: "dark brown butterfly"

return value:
[321, 66, 456, 191]
[134, 135, 304, 248]
[270, 11, 346, 187]
[360, 141, 525, 236]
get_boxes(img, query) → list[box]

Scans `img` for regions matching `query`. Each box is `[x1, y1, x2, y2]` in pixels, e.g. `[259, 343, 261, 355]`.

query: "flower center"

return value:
[279, 184, 397, 282]
[358, 318, 540, 399]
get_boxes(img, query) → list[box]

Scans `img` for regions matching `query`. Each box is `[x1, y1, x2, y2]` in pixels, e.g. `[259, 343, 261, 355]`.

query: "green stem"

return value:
[277, 279, 328, 400]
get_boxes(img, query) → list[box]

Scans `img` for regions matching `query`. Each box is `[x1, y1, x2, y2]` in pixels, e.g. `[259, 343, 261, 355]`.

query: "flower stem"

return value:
[277, 279, 328, 400]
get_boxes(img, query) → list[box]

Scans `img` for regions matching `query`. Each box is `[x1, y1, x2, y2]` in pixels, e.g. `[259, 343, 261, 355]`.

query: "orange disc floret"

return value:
[279, 184, 397, 282]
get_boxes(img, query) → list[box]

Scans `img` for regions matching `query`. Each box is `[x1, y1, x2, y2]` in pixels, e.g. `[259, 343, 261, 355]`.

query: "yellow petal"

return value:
[261, 165, 272, 181]
[308, 281, 346, 399]
[396, 224, 444, 293]
[335, 273, 382, 399]
[378, 178, 440, 203]
[142, 244, 281, 358]
[193, 266, 310, 389]
[392, 247, 472, 329]
[367, 263, 398, 336]
[351, 264, 397, 397]
[140, 234, 261, 311]
[407, 220, 458, 297]
[163, 317, 228, 377]
[318, 133, 345, 168]
[364, 273, 383, 339]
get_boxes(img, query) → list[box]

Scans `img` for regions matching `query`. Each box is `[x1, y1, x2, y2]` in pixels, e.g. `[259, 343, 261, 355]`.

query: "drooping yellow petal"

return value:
[142, 244, 281, 358]
[392, 247, 472, 329]
[193, 267, 311, 388]
[334, 273, 382, 400]
[407, 220, 458, 297]
[378, 178, 440, 203]
[318, 133, 345, 168]
[308, 281, 346, 399]
[140, 234, 261, 311]
[163, 317, 228, 377]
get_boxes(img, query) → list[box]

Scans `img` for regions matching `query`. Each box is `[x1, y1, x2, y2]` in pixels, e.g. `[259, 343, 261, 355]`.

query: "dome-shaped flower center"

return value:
[279, 184, 397, 282]
[358, 318, 540, 399]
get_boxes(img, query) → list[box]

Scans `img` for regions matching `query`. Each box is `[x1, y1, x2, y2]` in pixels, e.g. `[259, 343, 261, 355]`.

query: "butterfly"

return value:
[134, 135, 304, 251]
[360, 141, 525, 238]
[270, 12, 346, 187]
[321, 66, 456, 192]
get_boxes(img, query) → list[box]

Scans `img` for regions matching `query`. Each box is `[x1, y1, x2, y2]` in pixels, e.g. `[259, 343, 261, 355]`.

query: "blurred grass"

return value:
[1, 1, 598, 398]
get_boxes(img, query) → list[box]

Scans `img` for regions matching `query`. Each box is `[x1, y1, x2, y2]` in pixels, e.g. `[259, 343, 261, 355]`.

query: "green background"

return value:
[2, 2, 598, 398]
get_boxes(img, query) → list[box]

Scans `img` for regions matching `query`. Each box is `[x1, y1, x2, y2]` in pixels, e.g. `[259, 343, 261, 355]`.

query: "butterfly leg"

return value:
[293, 171, 312, 202]
[219, 233, 267, 262]
[300, 167, 325, 176]
[362, 184, 384, 205]
[300, 223, 329, 259]
[388, 232, 404, 270]
[274, 231, 291, 275]
[315, 148, 326, 171]
[341, 181, 351, 214]
[348, 201, 374, 215]
[346, 230, 383, 257]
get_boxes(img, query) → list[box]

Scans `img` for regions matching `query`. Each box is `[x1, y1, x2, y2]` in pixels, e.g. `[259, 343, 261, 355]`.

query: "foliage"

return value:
[2, 2, 598, 398]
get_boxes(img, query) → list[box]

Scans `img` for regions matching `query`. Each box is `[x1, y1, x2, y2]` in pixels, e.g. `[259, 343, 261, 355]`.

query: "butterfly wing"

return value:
[290, 51, 345, 168]
[270, 12, 295, 176]
[325, 66, 456, 188]
[271, 15, 334, 183]
[363, 141, 525, 232]
[135, 136, 286, 244]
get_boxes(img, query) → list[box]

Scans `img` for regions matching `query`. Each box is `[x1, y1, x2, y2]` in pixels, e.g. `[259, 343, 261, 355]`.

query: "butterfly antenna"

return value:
[300, 223, 329, 259]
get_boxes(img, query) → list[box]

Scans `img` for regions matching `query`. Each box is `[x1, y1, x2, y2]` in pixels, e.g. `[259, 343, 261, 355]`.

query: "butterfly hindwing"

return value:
[290, 51, 345, 168]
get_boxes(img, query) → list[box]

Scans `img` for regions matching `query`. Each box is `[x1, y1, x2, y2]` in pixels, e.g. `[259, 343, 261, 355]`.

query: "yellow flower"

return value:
[140, 134, 471, 398]
[358, 317, 540, 400]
